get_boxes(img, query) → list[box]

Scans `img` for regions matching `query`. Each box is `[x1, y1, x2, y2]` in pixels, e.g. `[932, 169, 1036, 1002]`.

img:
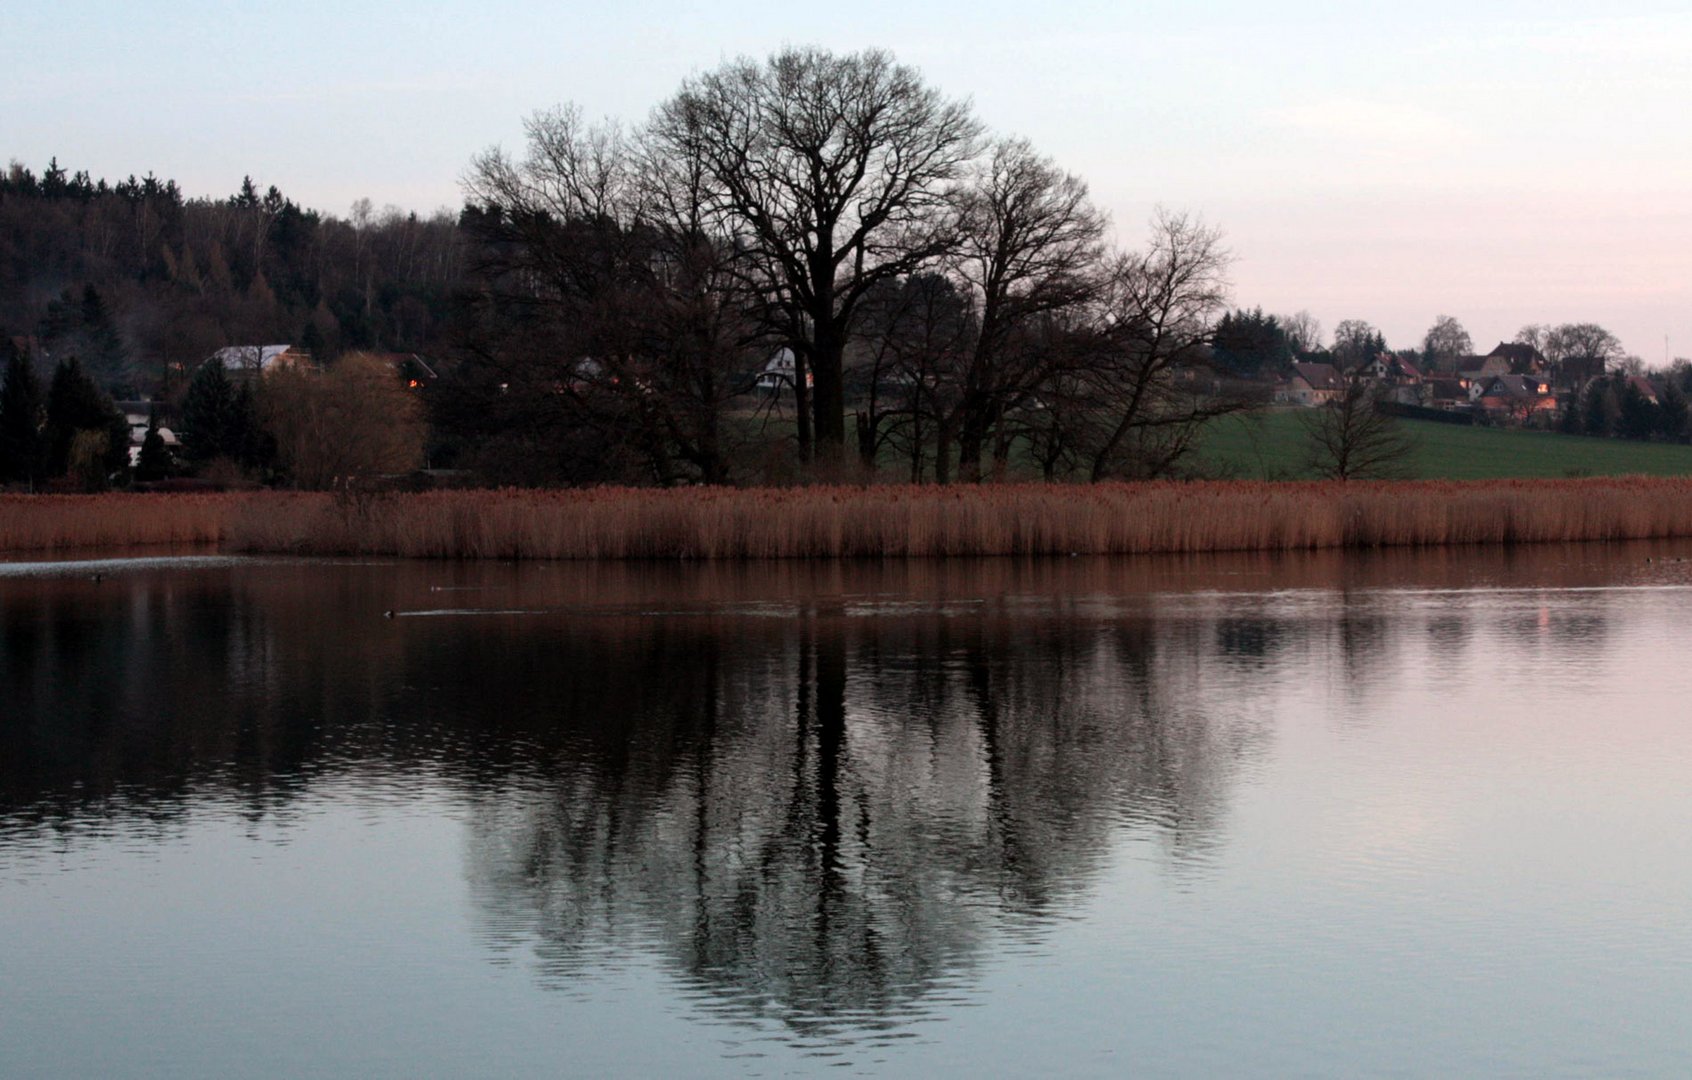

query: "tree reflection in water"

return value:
[1, 545, 1666, 1044]
[462, 602, 1270, 1038]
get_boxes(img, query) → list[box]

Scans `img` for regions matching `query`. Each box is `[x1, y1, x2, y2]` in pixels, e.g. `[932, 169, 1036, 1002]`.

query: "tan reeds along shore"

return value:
[7, 479, 1692, 559]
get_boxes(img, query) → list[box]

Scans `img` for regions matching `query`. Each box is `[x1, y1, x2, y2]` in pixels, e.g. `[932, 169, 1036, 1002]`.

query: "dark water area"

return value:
[5, 546, 1692, 1077]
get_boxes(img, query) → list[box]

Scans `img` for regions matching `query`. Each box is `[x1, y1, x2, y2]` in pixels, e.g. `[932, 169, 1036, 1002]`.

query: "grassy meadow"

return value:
[1197, 408, 1692, 480]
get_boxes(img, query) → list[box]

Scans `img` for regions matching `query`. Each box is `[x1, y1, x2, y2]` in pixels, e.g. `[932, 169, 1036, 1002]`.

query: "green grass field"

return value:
[1195, 408, 1692, 481]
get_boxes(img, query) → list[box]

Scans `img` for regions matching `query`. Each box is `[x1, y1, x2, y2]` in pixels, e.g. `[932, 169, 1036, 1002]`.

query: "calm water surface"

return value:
[4, 547, 1692, 1077]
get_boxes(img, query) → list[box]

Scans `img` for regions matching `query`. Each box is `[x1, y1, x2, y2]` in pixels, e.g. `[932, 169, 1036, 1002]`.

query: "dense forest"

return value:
[0, 158, 460, 397]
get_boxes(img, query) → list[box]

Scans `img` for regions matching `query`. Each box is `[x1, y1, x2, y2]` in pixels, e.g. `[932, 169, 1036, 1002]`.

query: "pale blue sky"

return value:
[4, 1, 1688, 359]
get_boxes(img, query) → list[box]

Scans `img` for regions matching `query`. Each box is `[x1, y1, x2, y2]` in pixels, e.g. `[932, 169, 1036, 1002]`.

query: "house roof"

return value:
[1485, 374, 1550, 399]
[1290, 362, 1344, 391]
[1627, 375, 1660, 400]
[1455, 355, 1505, 375]
[208, 345, 299, 372]
[1487, 342, 1547, 368]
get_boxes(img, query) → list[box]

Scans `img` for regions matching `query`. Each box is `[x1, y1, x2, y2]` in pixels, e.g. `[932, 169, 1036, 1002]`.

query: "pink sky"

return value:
[6, 1, 1687, 359]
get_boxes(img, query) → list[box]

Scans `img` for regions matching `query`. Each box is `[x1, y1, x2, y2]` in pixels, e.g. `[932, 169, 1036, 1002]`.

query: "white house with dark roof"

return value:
[756, 348, 812, 393]
[1282, 362, 1346, 406]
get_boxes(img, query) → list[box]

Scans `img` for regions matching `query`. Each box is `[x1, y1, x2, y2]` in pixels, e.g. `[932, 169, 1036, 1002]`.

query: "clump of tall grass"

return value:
[0, 493, 238, 554]
[12, 479, 1692, 560]
[221, 478, 1692, 559]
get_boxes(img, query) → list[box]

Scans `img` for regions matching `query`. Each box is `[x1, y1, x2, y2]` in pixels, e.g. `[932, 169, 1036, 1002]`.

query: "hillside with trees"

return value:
[0, 160, 461, 396]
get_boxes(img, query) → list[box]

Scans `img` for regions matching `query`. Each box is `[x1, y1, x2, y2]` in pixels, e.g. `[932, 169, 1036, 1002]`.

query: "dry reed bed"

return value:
[9, 479, 1692, 559]
[0, 493, 238, 554]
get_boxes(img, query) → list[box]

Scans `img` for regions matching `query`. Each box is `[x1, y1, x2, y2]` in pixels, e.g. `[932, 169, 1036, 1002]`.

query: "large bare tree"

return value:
[1302, 374, 1417, 480]
[946, 138, 1106, 481]
[853, 272, 974, 481]
[461, 107, 763, 484]
[1280, 310, 1323, 356]
[652, 47, 981, 465]
[1421, 314, 1472, 370]
[1546, 322, 1624, 383]
[1074, 211, 1239, 481]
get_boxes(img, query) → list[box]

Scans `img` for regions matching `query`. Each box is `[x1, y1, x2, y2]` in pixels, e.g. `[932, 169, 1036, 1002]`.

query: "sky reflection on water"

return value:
[4, 547, 1692, 1077]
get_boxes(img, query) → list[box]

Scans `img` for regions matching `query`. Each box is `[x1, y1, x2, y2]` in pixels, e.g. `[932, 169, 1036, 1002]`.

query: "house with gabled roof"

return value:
[1369, 354, 1425, 385]
[1486, 342, 1548, 375]
[756, 347, 813, 394]
[1625, 375, 1660, 404]
[1454, 354, 1511, 381]
[1426, 378, 1470, 410]
[1474, 374, 1556, 422]
[1282, 362, 1346, 406]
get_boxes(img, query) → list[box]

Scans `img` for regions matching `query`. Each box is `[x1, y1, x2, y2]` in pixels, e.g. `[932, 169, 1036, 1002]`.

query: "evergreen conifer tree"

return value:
[79, 284, 130, 390]
[1558, 394, 1584, 435]
[180, 359, 239, 463]
[136, 409, 172, 481]
[233, 381, 270, 469]
[0, 340, 46, 486]
[1582, 378, 1619, 437]
[43, 357, 127, 482]
[1658, 383, 1689, 442]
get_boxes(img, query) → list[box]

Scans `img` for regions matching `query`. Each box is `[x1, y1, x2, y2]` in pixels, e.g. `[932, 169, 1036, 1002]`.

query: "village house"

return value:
[1557, 355, 1608, 390]
[1426, 378, 1471, 411]
[1365, 355, 1429, 405]
[756, 348, 812, 393]
[1627, 375, 1660, 403]
[1367, 355, 1425, 384]
[115, 400, 181, 467]
[1486, 341, 1548, 375]
[1472, 374, 1557, 422]
[1280, 362, 1346, 406]
[1454, 353, 1512, 382]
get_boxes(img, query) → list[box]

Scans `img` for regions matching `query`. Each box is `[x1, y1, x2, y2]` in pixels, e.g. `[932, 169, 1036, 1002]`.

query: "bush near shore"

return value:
[11, 479, 1692, 559]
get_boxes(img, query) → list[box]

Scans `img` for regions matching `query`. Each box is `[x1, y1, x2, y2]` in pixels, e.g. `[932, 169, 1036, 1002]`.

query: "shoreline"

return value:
[7, 479, 1692, 560]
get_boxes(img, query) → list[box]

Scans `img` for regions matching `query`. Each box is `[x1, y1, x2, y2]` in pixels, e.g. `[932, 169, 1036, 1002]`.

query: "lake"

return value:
[4, 546, 1692, 1077]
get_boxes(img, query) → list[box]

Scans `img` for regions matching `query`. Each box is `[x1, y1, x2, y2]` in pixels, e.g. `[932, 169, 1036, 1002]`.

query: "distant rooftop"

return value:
[208, 345, 302, 372]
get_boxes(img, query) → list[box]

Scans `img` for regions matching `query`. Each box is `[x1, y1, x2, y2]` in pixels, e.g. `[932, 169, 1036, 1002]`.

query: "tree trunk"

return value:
[956, 411, 985, 484]
[855, 411, 877, 475]
[934, 418, 954, 485]
[811, 319, 846, 462]
[792, 348, 813, 463]
[908, 408, 926, 483]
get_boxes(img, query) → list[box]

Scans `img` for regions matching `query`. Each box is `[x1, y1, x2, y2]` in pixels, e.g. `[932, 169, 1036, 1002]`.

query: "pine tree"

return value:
[1619, 380, 1659, 441]
[180, 359, 239, 463]
[1558, 394, 1584, 435]
[43, 357, 127, 483]
[79, 284, 130, 389]
[1582, 378, 1619, 438]
[0, 340, 45, 486]
[135, 409, 172, 481]
[1658, 383, 1690, 443]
